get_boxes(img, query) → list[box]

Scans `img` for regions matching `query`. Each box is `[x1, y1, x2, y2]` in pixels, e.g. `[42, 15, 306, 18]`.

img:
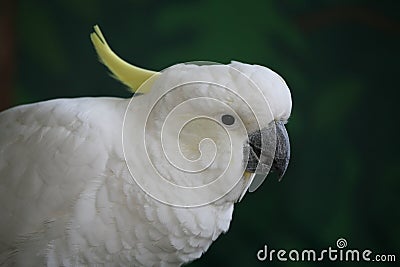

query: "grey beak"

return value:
[272, 121, 290, 181]
[245, 121, 290, 181]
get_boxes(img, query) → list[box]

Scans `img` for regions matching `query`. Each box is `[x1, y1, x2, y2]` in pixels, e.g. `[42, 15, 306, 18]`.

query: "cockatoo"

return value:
[0, 26, 292, 266]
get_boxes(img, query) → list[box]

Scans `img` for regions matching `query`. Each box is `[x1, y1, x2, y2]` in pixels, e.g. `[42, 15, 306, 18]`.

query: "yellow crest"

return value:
[90, 25, 158, 93]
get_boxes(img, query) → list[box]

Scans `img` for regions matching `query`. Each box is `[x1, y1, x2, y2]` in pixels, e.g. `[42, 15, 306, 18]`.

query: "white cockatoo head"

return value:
[91, 26, 291, 207]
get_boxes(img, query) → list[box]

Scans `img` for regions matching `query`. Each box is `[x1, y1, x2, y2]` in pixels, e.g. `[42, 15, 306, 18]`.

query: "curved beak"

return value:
[245, 121, 290, 181]
[272, 121, 290, 181]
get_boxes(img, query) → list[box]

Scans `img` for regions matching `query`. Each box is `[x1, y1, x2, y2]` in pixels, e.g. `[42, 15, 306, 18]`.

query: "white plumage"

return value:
[0, 26, 292, 266]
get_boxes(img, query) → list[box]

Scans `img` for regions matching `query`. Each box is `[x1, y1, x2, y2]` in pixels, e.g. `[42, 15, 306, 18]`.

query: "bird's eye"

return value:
[221, 114, 235, 126]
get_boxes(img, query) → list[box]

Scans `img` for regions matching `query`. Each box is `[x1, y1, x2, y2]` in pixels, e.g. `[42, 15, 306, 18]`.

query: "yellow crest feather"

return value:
[90, 25, 157, 93]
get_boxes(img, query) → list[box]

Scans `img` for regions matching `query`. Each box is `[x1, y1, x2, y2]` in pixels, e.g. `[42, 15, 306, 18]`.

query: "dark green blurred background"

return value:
[1, 0, 399, 266]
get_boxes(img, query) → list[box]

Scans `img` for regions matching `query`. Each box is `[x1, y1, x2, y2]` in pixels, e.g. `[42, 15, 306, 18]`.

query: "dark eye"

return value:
[221, 114, 235, 126]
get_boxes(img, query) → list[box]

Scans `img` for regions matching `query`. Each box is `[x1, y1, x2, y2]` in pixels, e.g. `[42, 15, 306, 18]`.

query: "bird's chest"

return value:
[115, 190, 233, 265]
[73, 173, 234, 265]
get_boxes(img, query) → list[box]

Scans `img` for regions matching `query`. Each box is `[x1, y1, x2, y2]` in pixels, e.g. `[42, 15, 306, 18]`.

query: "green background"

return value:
[1, 0, 399, 266]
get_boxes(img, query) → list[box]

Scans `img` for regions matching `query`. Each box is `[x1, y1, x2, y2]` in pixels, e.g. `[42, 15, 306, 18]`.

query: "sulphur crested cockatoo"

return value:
[0, 26, 292, 266]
